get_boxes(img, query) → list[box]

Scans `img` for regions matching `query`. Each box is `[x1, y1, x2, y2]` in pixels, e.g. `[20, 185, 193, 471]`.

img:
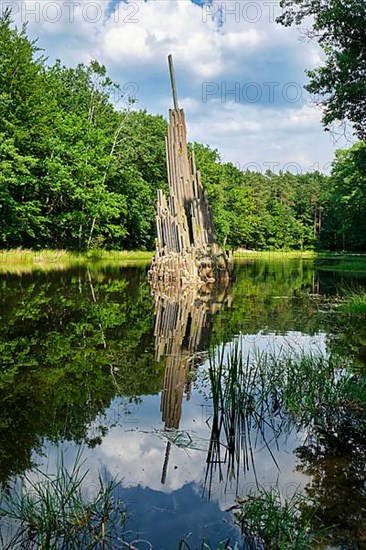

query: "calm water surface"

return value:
[1, 257, 366, 548]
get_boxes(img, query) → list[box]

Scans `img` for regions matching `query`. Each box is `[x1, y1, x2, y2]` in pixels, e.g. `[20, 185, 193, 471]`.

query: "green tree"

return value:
[277, 0, 366, 138]
[107, 110, 167, 250]
[0, 10, 340, 253]
[0, 10, 50, 246]
[0, 12, 167, 251]
[194, 142, 330, 251]
[40, 60, 129, 249]
[322, 141, 366, 250]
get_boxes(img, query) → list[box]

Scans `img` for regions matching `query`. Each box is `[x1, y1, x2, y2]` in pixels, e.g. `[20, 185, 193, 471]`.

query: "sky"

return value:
[1, 0, 350, 173]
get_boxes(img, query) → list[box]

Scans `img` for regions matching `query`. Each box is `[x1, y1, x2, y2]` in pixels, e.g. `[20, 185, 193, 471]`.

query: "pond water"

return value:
[0, 256, 366, 548]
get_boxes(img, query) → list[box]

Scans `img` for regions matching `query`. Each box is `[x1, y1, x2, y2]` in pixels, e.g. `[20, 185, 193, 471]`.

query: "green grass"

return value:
[203, 341, 278, 495]
[0, 451, 125, 549]
[0, 248, 154, 273]
[205, 340, 358, 435]
[233, 250, 366, 267]
[4, 248, 364, 274]
[180, 484, 326, 550]
[232, 485, 322, 549]
[340, 289, 366, 316]
[234, 250, 317, 261]
[201, 337, 366, 500]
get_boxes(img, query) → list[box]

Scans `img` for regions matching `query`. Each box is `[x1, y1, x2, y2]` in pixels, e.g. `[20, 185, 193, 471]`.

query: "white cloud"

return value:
[188, 100, 335, 172]
[3, 0, 347, 170]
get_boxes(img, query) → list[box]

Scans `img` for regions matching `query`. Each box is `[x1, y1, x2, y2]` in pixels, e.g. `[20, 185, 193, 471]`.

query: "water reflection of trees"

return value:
[327, 312, 366, 367]
[197, 259, 332, 498]
[296, 409, 366, 545]
[212, 259, 324, 342]
[0, 259, 319, 485]
[0, 267, 159, 484]
[1, 259, 365, 545]
[151, 283, 292, 495]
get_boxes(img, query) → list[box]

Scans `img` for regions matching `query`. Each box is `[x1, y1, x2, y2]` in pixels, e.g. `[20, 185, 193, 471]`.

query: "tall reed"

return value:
[0, 451, 125, 549]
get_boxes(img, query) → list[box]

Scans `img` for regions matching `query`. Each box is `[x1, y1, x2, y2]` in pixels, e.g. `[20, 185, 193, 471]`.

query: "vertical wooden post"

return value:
[168, 54, 179, 111]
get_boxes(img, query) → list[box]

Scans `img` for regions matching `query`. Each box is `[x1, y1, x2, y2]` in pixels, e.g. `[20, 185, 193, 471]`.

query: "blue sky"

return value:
[2, 0, 350, 172]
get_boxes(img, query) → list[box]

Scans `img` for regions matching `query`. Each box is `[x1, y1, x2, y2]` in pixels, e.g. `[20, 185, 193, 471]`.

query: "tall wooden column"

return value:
[149, 55, 232, 288]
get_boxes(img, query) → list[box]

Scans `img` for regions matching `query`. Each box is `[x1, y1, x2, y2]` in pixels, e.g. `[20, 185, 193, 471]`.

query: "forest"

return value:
[1, 9, 365, 253]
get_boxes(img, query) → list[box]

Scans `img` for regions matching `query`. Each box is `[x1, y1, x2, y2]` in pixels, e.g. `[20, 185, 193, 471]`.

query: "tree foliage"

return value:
[0, 11, 167, 251]
[194, 143, 328, 250]
[277, 0, 366, 139]
[0, 11, 365, 252]
[322, 140, 366, 250]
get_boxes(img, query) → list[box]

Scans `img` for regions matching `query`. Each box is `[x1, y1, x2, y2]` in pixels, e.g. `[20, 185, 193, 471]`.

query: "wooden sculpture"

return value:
[148, 55, 232, 288]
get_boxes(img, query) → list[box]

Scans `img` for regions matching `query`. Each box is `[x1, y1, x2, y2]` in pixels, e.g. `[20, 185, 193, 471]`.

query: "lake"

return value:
[0, 255, 365, 548]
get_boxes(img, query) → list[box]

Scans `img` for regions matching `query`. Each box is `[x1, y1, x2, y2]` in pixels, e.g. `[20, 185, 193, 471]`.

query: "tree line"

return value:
[1, 9, 365, 252]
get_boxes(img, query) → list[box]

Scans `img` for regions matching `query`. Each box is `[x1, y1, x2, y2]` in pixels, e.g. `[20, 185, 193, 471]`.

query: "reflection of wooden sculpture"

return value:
[148, 55, 232, 288]
[153, 284, 231, 483]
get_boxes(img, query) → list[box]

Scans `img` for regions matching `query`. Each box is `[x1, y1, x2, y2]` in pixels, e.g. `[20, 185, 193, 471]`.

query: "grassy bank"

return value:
[234, 250, 366, 274]
[0, 249, 154, 273]
[234, 250, 317, 261]
[2, 248, 366, 274]
[0, 249, 317, 274]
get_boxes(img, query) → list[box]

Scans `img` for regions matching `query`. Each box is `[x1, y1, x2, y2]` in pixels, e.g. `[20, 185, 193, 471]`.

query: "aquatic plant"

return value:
[203, 341, 285, 497]
[179, 537, 239, 549]
[199, 335, 366, 547]
[340, 288, 366, 316]
[202, 336, 366, 501]
[232, 485, 322, 549]
[0, 451, 126, 549]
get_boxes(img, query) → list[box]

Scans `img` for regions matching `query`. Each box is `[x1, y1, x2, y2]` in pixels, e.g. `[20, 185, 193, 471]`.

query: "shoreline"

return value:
[1, 248, 366, 274]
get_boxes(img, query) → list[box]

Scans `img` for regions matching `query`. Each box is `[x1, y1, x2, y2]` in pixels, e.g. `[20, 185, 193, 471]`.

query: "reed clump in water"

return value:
[0, 451, 125, 549]
[340, 288, 366, 316]
[232, 485, 322, 550]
